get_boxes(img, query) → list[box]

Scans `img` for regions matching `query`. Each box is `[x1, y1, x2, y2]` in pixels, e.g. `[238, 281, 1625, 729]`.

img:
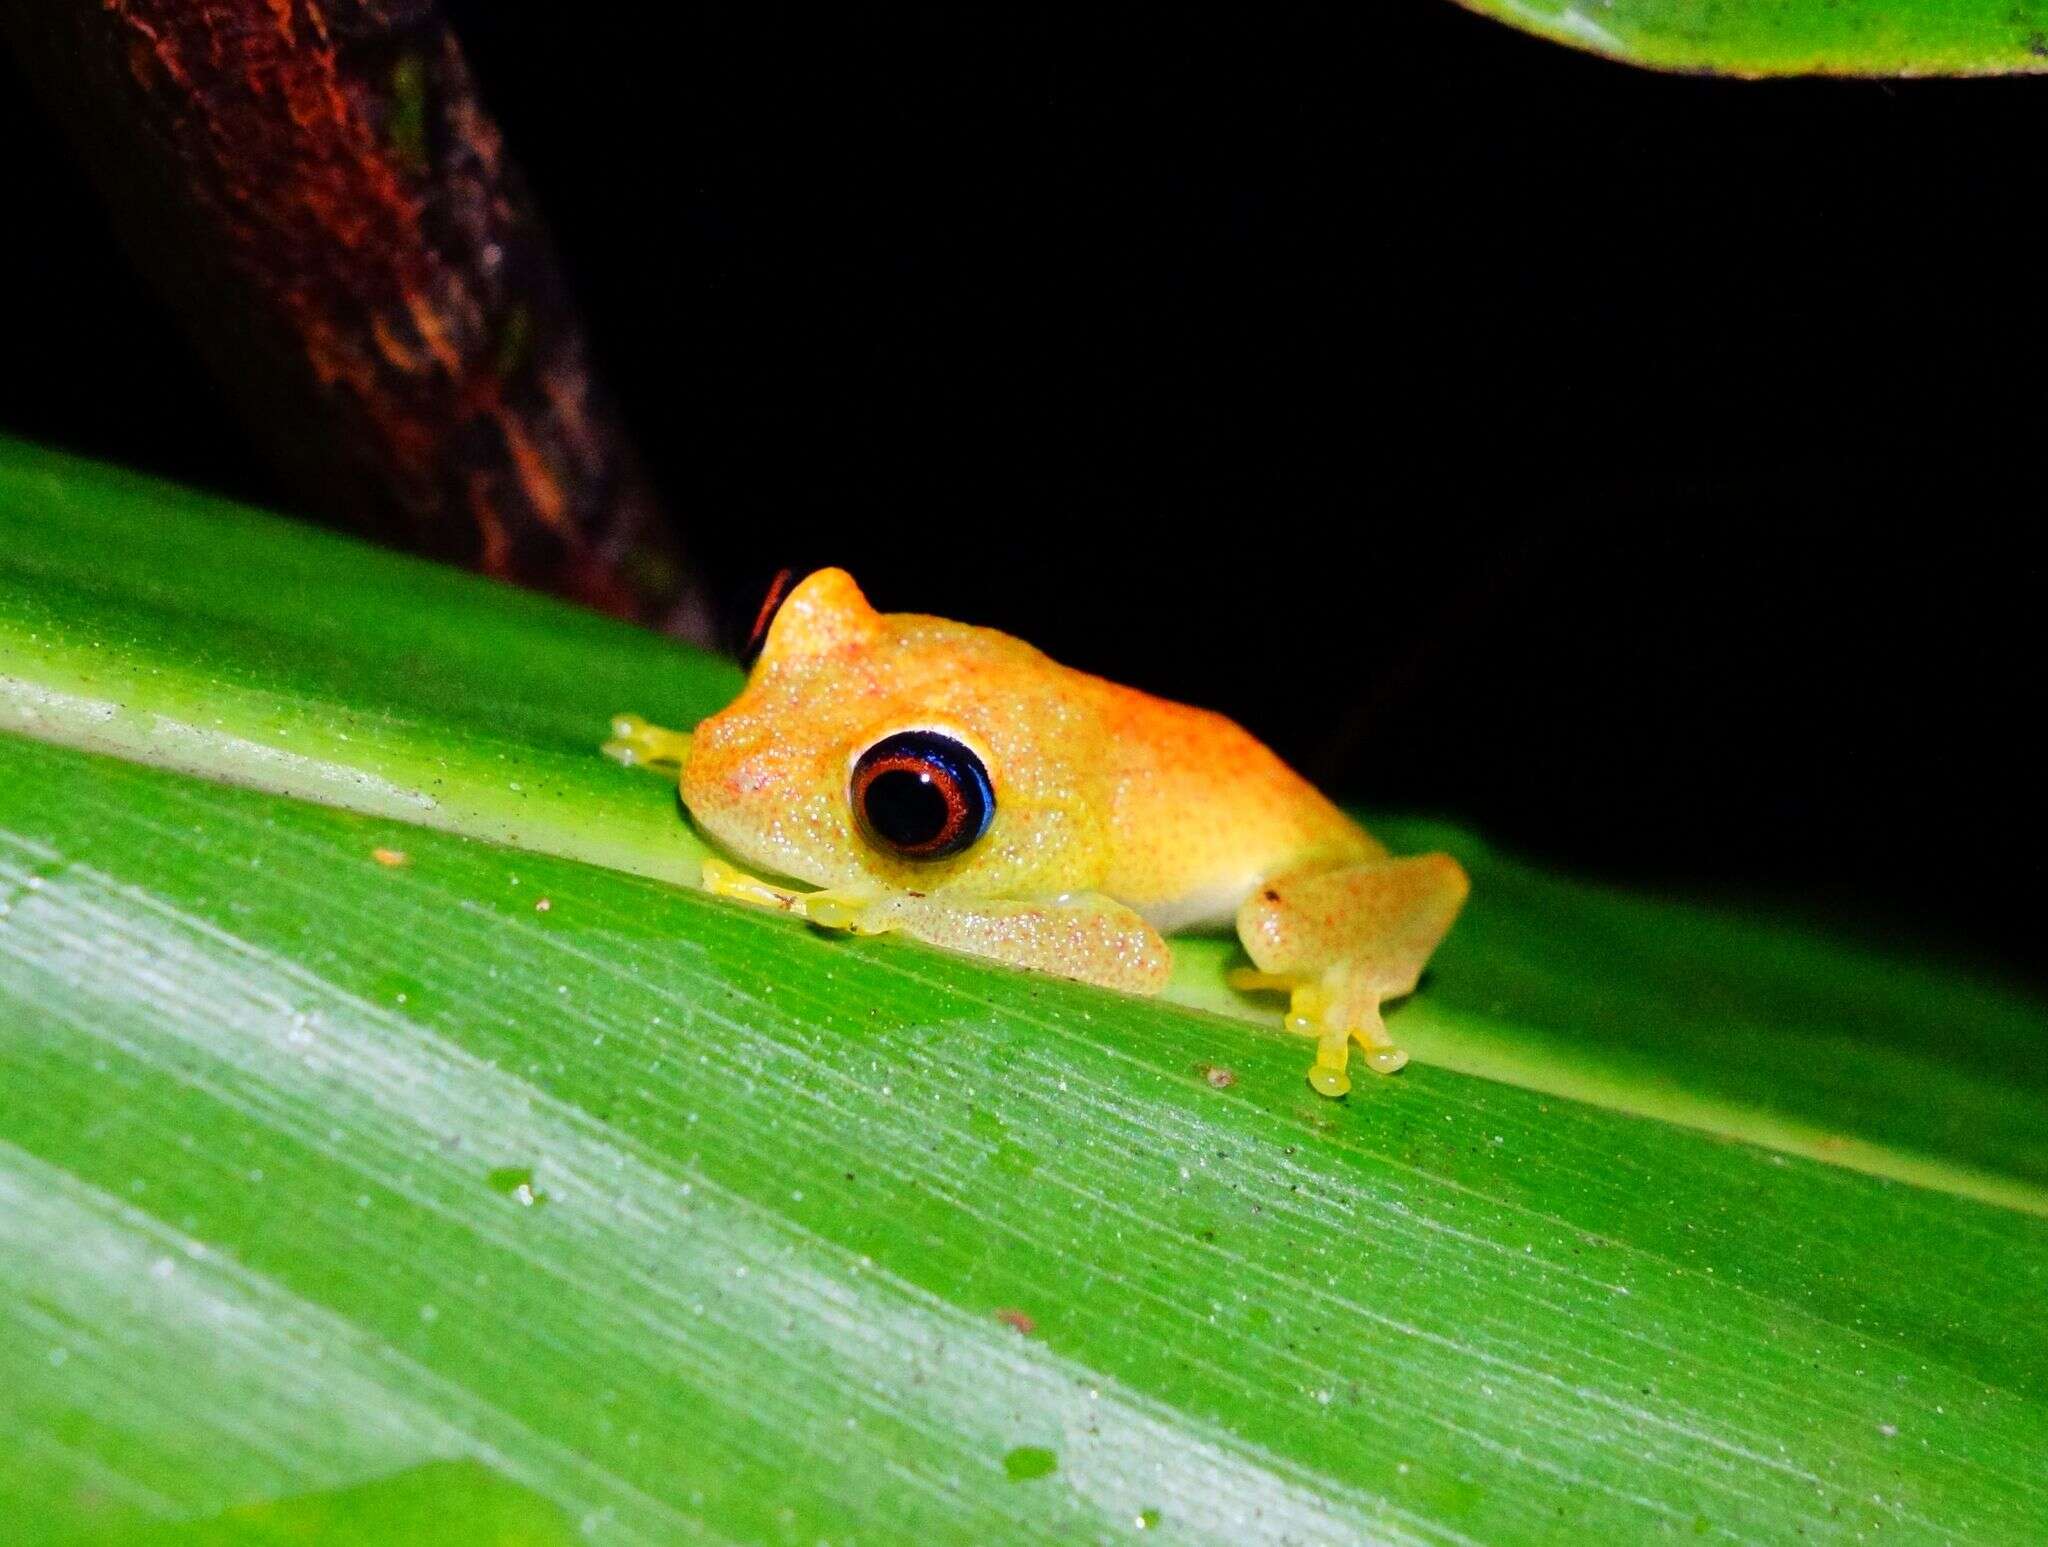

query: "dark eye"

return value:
[740, 567, 797, 664]
[851, 731, 994, 860]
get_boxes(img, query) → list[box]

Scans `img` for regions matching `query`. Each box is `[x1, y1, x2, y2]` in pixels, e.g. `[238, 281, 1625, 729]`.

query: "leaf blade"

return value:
[5, 437, 2048, 1540]
[7, 434, 2048, 1208]
[4, 737, 2046, 1543]
[1447, 0, 2048, 76]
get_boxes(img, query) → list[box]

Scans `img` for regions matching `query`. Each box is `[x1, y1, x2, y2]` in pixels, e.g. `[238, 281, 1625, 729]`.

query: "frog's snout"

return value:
[679, 714, 804, 835]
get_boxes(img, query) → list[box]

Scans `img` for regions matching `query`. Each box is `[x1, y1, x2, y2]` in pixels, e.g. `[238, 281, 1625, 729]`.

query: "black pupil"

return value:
[852, 730, 993, 859]
[863, 767, 950, 849]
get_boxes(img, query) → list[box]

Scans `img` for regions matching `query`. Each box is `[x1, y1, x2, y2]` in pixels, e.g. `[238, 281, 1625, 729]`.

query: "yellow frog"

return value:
[606, 568, 1467, 1096]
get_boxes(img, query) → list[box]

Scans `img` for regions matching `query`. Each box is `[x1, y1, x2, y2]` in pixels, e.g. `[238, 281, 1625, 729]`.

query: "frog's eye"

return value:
[851, 731, 994, 861]
[740, 567, 797, 664]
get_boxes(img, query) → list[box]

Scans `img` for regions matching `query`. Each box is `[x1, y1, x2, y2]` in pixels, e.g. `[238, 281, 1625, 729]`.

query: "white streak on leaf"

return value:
[0, 674, 435, 816]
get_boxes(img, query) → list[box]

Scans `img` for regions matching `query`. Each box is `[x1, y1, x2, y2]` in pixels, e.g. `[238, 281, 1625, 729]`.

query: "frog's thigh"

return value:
[1238, 854, 1468, 989]
[1234, 854, 1469, 1095]
[834, 890, 1173, 997]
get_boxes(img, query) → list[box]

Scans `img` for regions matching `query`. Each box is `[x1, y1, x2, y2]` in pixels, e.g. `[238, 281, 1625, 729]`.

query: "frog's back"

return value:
[1076, 672, 1379, 932]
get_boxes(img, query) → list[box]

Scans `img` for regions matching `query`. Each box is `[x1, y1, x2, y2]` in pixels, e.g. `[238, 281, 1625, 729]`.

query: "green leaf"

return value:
[1447, 0, 2048, 76]
[4, 437, 2047, 1543]
[6, 438, 2045, 1210]
[96, 1463, 577, 1547]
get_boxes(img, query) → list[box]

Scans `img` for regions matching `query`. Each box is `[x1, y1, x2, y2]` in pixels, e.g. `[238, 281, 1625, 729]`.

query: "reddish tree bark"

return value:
[1, 0, 711, 638]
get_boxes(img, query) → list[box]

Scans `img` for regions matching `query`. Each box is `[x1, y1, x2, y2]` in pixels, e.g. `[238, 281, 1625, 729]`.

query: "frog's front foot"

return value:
[1227, 968, 1409, 1098]
[603, 712, 695, 773]
[699, 859, 895, 934]
[700, 856, 806, 913]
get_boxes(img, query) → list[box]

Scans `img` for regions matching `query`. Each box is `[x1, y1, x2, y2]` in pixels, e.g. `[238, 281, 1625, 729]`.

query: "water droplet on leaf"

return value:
[487, 1166, 546, 1207]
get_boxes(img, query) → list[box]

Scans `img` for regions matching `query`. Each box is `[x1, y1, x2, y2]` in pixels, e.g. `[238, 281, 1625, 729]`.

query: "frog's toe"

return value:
[1331, 980, 1409, 1076]
[1309, 1025, 1354, 1097]
[802, 893, 863, 931]
[801, 890, 897, 936]
[1361, 1043, 1409, 1076]
[1283, 983, 1332, 1037]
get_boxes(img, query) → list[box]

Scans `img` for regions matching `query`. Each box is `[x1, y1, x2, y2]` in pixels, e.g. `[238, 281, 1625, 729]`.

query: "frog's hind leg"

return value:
[1229, 853, 1468, 1097]
[602, 713, 694, 774]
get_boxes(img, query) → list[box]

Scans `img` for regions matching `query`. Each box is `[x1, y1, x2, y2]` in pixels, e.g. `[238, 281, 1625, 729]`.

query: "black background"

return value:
[4, 4, 2041, 983]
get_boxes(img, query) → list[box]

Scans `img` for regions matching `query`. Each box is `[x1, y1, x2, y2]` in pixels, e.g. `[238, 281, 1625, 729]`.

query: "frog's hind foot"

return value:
[1227, 968, 1409, 1098]
[603, 713, 694, 774]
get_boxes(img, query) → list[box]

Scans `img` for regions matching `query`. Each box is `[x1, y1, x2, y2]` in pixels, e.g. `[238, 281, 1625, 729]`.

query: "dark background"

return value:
[4, 4, 2041, 983]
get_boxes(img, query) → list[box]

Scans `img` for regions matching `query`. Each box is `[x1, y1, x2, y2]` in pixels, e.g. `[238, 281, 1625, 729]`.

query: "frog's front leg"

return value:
[1230, 854, 1469, 1097]
[702, 859, 1172, 996]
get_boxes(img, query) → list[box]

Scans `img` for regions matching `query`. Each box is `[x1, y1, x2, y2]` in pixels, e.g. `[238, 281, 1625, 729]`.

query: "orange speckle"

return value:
[371, 847, 409, 867]
[994, 1307, 1036, 1335]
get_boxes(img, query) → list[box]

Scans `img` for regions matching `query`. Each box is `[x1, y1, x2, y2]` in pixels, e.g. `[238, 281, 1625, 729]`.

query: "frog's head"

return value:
[683, 568, 1111, 897]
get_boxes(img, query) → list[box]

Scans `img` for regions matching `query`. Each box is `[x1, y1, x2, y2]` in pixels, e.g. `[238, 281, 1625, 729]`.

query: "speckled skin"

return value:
[618, 568, 1468, 1097]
